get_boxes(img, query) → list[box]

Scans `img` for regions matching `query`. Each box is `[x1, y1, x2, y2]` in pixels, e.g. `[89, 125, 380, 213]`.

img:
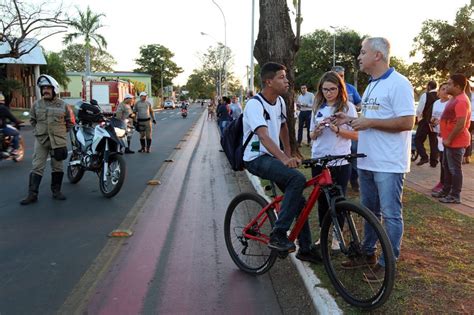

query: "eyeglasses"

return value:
[322, 87, 338, 93]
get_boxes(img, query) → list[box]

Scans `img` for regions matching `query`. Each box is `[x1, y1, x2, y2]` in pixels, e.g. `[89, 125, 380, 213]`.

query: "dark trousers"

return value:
[463, 122, 474, 157]
[349, 140, 358, 187]
[311, 164, 351, 226]
[297, 111, 312, 144]
[415, 119, 438, 164]
[442, 147, 465, 199]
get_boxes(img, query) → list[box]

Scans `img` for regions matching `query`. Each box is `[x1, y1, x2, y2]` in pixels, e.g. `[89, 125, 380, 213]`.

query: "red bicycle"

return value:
[224, 154, 395, 310]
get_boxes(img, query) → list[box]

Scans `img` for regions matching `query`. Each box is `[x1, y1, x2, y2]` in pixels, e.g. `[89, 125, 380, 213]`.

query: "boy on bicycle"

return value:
[243, 62, 320, 263]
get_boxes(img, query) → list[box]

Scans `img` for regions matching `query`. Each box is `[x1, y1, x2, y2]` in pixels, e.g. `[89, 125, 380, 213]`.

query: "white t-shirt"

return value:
[243, 94, 286, 162]
[431, 99, 449, 134]
[358, 68, 415, 173]
[297, 92, 314, 112]
[309, 102, 357, 166]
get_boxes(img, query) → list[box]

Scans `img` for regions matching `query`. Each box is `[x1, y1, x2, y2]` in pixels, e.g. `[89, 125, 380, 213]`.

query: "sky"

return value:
[39, 0, 471, 86]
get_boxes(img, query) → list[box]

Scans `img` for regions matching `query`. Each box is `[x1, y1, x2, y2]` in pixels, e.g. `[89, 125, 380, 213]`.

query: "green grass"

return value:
[259, 145, 474, 314]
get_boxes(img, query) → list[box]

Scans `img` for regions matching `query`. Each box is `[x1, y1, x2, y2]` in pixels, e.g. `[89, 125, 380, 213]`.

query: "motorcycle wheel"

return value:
[99, 154, 126, 198]
[67, 152, 85, 184]
[13, 138, 25, 162]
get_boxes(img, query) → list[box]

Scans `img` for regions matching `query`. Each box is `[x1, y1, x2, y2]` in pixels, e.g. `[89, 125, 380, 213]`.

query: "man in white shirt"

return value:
[243, 62, 320, 263]
[229, 95, 242, 120]
[335, 37, 415, 282]
[296, 85, 314, 146]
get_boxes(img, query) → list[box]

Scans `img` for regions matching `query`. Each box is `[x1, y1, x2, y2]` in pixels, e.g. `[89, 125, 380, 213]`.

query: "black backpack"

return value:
[220, 94, 283, 171]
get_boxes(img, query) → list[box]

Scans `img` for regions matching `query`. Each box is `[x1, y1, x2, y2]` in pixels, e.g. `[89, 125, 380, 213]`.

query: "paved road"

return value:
[0, 104, 205, 314]
[82, 113, 315, 314]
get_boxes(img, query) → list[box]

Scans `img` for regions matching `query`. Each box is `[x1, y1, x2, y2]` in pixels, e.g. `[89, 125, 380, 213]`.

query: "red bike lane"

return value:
[81, 114, 314, 314]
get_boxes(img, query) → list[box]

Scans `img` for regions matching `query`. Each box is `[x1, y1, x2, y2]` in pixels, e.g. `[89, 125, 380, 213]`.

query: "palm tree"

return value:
[63, 6, 107, 78]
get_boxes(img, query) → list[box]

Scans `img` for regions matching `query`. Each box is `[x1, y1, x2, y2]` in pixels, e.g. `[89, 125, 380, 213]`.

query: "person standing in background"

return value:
[296, 84, 314, 147]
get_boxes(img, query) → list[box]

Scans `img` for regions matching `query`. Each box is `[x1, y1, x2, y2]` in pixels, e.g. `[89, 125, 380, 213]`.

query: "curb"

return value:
[245, 170, 343, 315]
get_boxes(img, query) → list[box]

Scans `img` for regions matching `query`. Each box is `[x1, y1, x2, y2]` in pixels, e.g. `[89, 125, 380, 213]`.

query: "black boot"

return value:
[146, 138, 152, 153]
[125, 139, 135, 154]
[51, 172, 66, 200]
[20, 173, 42, 205]
[138, 139, 146, 152]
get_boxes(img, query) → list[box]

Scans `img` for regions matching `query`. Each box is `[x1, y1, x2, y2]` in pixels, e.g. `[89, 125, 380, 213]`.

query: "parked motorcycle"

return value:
[181, 108, 188, 118]
[0, 123, 25, 162]
[67, 102, 127, 198]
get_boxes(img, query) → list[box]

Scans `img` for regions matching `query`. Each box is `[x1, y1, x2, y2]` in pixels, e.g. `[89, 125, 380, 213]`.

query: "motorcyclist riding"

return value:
[0, 93, 21, 155]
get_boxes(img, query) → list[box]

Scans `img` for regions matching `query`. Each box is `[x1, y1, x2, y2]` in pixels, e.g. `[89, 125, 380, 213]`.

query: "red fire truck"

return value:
[83, 79, 135, 113]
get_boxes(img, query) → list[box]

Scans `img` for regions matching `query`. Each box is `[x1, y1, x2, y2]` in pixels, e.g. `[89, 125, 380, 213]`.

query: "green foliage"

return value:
[134, 44, 183, 96]
[63, 6, 107, 50]
[185, 69, 216, 100]
[60, 44, 116, 72]
[295, 28, 369, 93]
[131, 80, 146, 95]
[411, 4, 474, 77]
[0, 78, 22, 98]
[40, 51, 70, 87]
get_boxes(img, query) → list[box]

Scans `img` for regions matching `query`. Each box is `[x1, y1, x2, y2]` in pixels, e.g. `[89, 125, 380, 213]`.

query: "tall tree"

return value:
[40, 51, 70, 88]
[134, 44, 183, 96]
[63, 6, 107, 77]
[60, 44, 116, 72]
[254, 0, 300, 155]
[411, 4, 474, 77]
[0, 0, 68, 59]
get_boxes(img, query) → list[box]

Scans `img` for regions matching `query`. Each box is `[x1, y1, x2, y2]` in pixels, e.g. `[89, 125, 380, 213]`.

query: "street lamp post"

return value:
[249, 0, 255, 94]
[161, 63, 164, 107]
[330, 25, 337, 67]
[212, 0, 227, 96]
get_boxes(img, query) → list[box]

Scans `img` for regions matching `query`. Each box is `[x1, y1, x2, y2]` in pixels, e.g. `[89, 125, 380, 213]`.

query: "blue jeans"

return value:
[218, 120, 230, 138]
[2, 126, 19, 149]
[245, 155, 312, 251]
[442, 147, 465, 199]
[358, 170, 405, 267]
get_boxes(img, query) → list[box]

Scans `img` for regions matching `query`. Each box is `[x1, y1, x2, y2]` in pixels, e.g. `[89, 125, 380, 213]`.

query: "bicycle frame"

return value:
[242, 167, 336, 245]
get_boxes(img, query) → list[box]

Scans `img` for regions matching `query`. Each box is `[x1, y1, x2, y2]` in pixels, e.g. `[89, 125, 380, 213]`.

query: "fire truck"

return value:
[83, 79, 135, 113]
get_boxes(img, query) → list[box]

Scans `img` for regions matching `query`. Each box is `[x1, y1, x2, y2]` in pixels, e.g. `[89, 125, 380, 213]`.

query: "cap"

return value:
[0, 92, 4, 103]
[331, 66, 345, 73]
[139, 91, 147, 97]
[124, 93, 134, 100]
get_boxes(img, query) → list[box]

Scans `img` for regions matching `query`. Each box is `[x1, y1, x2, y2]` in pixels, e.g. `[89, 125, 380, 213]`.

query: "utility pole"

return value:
[330, 26, 337, 67]
[161, 63, 164, 107]
[250, 0, 255, 94]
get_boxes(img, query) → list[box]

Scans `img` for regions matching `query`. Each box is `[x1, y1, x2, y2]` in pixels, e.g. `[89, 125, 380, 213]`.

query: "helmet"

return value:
[124, 93, 134, 100]
[139, 91, 147, 97]
[37, 74, 60, 96]
[0, 92, 5, 103]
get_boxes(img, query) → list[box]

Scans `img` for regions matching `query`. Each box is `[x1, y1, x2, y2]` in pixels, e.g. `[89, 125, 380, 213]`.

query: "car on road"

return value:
[163, 100, 176, 109]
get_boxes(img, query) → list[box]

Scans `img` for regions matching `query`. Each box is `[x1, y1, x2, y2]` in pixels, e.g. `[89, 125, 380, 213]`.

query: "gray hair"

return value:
[364, 37, 391, 62]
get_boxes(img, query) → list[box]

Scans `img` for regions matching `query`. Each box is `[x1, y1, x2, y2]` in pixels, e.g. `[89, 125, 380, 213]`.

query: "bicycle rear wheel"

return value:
[320, 200, 395, 310]
[224, 192, 277, 275]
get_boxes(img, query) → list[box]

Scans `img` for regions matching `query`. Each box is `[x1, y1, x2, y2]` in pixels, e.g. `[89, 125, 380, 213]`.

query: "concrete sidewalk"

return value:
[406, 159, 474, 218]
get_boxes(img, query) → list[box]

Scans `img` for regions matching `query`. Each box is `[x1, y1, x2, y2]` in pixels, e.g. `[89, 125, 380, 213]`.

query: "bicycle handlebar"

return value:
[302, 153, 367, 167]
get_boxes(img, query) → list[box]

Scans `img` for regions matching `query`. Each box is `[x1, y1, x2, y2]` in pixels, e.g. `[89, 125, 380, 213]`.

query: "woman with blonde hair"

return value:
[310, 71, 358, 242]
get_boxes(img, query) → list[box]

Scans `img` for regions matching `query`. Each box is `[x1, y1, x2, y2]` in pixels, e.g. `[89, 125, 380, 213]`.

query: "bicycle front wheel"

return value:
[320, 200, 396, 310]
[224, 192, 277, 275]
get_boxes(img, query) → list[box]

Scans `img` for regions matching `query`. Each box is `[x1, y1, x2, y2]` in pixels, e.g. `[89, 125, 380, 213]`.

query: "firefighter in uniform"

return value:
[21, 74, 72, 205]
[115, 93, 135, 153]
[133, 91, 156, 153]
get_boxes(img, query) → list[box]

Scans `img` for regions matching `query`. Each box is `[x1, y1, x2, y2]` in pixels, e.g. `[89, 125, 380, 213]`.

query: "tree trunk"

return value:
[254, 0, 300, 157]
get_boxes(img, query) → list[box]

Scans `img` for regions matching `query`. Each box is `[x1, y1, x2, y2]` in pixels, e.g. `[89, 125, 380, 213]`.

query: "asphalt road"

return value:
[0, 104, 205, 314]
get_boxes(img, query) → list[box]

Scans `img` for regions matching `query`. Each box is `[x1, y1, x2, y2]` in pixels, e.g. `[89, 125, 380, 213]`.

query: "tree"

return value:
[411, 4, 474, 77]
[40, 51, 70, 88]
[134, 44, 183, 96]
[0, 0, 68, 59]
[295, 28, 368, 93]
[60, 44, 116, 72]
[63, 6, 107, 77]
[254, 0, 301, 155]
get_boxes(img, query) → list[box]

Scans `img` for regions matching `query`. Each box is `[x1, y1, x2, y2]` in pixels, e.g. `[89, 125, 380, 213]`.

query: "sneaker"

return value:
[341, 254, 377, 269]
[363, 263, 385, 283]
[431, 190, 448, 198]
[125, 148, 135, 154]
[416, 158, 429, 166]
[268, 231, 296, 253]
[431, 182, 443, 193]
[439, 195, 461, 204]
[296, 245, 322, 264]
